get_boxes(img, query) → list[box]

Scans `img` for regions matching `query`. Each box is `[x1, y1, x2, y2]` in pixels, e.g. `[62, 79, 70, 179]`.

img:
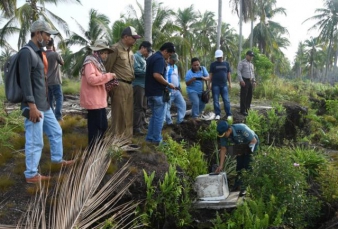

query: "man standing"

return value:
[145, 42, 176, 145]
[46, 38, 64, 121]
[237, 50, 256, 116]
[104, 26, 141, 141]
[19, 20, 73, 183]
[132, 41, 153, 135]
[215, 120, 259, 195]
[209, 49, 232, 120]
[164, 53, 186, 125]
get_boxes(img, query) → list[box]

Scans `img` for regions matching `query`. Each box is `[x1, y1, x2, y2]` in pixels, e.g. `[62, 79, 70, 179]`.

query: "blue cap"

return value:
[217, 121, 229, 135]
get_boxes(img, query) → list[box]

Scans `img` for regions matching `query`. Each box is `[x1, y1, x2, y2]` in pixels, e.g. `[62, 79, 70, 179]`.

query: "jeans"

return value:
[146, 96, 166, 143]
[212, 85, 232, 116]
[188, 92, 205, 118]
[24, 108, 63, 178]
[48, 84, 63, 120]
[165, 90, 186, 124]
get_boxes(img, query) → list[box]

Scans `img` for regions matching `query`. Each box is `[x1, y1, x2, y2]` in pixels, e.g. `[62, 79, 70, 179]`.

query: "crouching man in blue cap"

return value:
[215, 121, 259, 194]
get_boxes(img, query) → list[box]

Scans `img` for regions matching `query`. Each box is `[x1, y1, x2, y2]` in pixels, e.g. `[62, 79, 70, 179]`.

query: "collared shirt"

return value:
[104, 40, 135, 82]
[166, 64, 179, 88]
[220, 123, 257, 147]
[132, 51, 146, 88]
[237, 59, 255, 82]
[18, 40, 50, 111]
[185, 66, 209, 94]
[46, 49, 63, 85]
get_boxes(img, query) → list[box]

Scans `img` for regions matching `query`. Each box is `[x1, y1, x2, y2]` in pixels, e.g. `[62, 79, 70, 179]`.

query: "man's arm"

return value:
[104, 47, 118, 73]
[215, 146, 227, 173]
[237, 61, 245, 86]
[57, 53, 64, 66]
[227, 72, 231, 89]
[134, 54, 146, 77]
[153, 73, 175, 89]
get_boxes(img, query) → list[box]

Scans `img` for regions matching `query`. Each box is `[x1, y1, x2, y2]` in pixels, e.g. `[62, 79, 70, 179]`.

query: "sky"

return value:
[12, 0, 325, 63]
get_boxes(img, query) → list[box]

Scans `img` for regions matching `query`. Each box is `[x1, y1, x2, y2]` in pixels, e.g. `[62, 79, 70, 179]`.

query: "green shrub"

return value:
[62, 79, 80, 95]
[212, 196, 286, 229]
[242, 148, 321, 228]
[316, 164, 338, 203]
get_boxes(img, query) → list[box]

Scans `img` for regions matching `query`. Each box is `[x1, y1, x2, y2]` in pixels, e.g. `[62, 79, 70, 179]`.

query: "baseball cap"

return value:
[215, 50, 223, 58]
[90, 39, 114, 53]
[30, 20, 59, 35]
[170, 53, 179, 62]
[121, 26, 141, 39]
[246, 50, 255, 56]
[217, 121, 229, 135]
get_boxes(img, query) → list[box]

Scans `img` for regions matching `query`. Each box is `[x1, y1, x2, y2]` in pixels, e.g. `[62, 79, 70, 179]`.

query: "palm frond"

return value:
[12, 133, 141, 229]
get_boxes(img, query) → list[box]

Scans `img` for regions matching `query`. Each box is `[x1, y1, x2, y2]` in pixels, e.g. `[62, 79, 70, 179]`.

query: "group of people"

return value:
[18, 17, 258, 186]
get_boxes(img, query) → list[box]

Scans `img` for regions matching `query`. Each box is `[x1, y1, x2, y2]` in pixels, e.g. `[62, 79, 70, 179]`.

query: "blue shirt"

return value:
[185, 66, 209, 94]
[209, 61, 231, 87]
[220, 124, 257, 147]
[132, 51, 147, 88]
[145, 51, 166, 97]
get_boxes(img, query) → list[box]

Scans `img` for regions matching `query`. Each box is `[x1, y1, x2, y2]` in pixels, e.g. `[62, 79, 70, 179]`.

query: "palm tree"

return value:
[0, 0, 16, 18]
[292, 42, 307, 78]
[64, 9, 110, 77]
[304, 0, 338, 78]
[304, 37, 321, 80]
[0, 0, 81, 50]
[251, 0, 288, 56]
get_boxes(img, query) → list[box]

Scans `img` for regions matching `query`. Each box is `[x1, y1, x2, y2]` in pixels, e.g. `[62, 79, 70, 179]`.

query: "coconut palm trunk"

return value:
[216, 0, 222, 49]
[144, 0, 152, 44]
[238, 0, 243, 61]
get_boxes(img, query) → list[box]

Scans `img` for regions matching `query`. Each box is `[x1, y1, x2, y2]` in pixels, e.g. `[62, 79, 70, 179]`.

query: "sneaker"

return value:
[26, 174, 51, 184]
[215, 115, 220, 120]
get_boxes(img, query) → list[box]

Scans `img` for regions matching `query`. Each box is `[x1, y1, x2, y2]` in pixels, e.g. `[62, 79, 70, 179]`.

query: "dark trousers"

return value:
[133, 85, 147, 129]
[87, 108, 108, 147]
[240, 78, 253, 112]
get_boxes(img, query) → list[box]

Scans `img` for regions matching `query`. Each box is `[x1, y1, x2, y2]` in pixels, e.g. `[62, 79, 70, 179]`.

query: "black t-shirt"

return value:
[145, 51, 167, 97]
[209, 61, 231, 86]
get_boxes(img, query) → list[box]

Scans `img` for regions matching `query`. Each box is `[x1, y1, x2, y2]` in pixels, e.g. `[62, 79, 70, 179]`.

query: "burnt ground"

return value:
[0, 98, 333, 228]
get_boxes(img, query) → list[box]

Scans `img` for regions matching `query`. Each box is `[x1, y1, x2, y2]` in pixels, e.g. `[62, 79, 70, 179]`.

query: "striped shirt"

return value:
[237, 59, 255, 82]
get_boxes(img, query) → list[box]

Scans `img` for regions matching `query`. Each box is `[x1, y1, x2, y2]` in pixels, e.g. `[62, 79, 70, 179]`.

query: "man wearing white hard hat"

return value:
[208, 49, 232, 121]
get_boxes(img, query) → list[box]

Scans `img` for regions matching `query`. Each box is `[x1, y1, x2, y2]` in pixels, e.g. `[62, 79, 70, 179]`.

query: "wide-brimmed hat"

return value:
[217, 121, 229, 135]
[30, 20, 59, 35]
[89, 39, 113, 53]
[121, 26, 141, 39]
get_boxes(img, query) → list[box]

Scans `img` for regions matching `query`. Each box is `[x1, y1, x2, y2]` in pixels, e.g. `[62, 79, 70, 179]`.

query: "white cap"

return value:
[215, 49, 223, 58]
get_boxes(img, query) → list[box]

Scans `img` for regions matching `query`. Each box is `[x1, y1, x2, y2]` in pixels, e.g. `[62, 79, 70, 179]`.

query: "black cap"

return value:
[121, 26, 141, 39]
[246, 50, 255, 56]
[159, 42, 175, 53]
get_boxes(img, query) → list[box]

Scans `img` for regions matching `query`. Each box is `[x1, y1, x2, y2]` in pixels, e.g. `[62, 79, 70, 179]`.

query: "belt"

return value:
[118, 79, 132, 84]
[243, 78, 251, 81]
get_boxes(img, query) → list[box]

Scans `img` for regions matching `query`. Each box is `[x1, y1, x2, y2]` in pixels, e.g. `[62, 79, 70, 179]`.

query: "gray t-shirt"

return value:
[46, 50, 63, 85]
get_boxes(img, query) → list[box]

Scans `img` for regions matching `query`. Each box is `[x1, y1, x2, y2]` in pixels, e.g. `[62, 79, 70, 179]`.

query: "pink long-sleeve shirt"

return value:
[80, 62, 113, 109]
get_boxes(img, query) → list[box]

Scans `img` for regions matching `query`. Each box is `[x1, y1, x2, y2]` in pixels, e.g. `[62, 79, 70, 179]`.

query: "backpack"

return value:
[4, 46, 39, 103]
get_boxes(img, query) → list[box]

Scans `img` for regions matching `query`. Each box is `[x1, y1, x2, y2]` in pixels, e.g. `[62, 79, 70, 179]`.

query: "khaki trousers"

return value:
[109, 82, 133, 141]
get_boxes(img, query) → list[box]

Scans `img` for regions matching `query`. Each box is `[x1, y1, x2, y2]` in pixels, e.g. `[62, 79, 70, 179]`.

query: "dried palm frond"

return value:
[12, 132, 141, 229]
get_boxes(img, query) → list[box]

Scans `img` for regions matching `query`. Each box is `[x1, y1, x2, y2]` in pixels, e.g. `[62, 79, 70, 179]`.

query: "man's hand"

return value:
[215, 165, 223, 173]
[240, 81, 245, 87]
[168, 83, 176, 89]
[29, 106, 42, 123]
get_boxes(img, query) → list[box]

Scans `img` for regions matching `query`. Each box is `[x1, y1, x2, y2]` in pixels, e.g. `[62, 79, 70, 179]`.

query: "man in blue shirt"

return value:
[215, 121, 259, 195]
[209, 50, 232, 120]
[164, 53, 186, 125]
[145, 42, 176, 145]
[132, 41, 153, 135]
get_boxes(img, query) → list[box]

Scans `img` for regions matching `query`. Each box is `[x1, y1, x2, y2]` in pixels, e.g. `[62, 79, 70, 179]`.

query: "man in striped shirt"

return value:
[237, 50, 256, 116]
